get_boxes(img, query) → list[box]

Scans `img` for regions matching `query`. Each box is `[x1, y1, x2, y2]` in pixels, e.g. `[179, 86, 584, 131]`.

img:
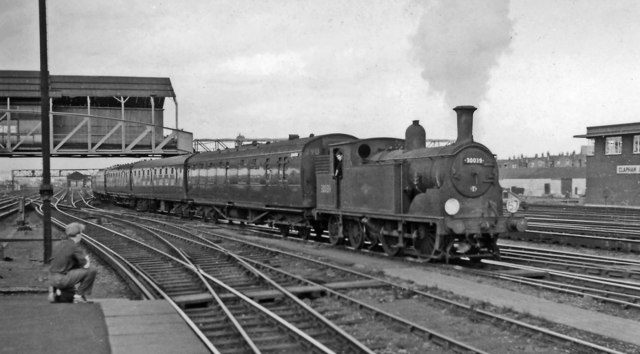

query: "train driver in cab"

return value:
[333, 150, 343, 180]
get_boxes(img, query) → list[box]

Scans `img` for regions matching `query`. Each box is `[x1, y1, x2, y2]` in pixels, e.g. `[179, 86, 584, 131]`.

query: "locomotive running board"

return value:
[314, 208, 444, 223]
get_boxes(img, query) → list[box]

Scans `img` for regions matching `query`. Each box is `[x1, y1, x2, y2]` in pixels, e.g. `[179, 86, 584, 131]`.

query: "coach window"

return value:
[605, 136, 622, 155]
[188, 165, 195, 187]
[238, 160, 248, 185]
[200, 164, 208, 187]
[276, 157, 282, 182]
[264, 158, 271, 184]
[214, 162, 224, 185]
[282, 157, 289, 182]
[206, 163, 215, 185]
[633, 136, 640, 154]
[249, 159, 259, 185]
[226, 161, 235, 184]
[225, 162, 229, 183]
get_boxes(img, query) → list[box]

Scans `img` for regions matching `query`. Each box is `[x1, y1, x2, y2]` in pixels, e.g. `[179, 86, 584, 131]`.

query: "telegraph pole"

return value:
[39, 0, 53, 263]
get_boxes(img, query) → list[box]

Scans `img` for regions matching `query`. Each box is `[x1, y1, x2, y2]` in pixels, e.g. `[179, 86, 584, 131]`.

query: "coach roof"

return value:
[187, 133, 356, 164]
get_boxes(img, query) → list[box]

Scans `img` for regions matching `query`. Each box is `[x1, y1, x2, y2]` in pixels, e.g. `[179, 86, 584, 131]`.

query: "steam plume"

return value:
[411, 0, 513, 107]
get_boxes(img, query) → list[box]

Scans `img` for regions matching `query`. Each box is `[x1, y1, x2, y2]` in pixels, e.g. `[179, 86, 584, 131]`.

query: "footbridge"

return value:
[0, 71, 192, 158]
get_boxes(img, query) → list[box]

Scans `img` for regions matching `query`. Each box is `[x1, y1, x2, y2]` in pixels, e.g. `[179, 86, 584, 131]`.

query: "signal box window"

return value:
[605, 136, 622, 155]
[634, 135, 640, 154]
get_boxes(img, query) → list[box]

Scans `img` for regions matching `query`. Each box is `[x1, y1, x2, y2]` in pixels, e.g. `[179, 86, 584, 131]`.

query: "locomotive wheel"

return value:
[379, 227, 402, 257]
[364, 224, 380, 251]
[414, 225, 438, 260]
[278, 225, 290, 238]
[346, 221, 365, 249]
[328, 217, 343, 246]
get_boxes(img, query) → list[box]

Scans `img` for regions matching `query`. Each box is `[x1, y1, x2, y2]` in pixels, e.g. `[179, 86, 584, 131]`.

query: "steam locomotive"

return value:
[92, 106, 526, 262]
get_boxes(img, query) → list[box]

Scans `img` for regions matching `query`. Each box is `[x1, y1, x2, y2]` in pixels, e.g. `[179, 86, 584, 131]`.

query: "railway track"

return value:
[500, 244, 640, 280]
[69, 203, 632, 354]
[39, 199, 377, 354]
[503, 204, 640, 252]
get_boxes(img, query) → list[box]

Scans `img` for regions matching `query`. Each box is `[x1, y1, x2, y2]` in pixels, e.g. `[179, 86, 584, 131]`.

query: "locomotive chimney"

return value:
[405, 120, 426, 151]
[453, 105, 476, 144]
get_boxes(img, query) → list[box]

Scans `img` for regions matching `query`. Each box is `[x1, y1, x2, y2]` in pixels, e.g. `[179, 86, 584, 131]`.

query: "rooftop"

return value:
[0, 70, 175, 98]
[574, 122, 640, 139]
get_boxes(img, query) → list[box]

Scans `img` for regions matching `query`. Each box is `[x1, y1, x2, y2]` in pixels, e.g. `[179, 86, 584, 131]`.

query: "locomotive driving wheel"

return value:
[379, 226, 403, 257]
[328, 217, 343, 246]
[364, 223, 380, 251]
[346, 220, 365, 249]
[413, 225, 439, 261]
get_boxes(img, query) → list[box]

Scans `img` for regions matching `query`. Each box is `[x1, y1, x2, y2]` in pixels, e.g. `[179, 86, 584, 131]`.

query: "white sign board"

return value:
[616, 165, 640, 174]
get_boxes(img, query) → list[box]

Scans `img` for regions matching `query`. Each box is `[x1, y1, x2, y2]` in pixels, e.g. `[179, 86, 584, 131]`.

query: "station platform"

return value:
[0, 295, 209, 354]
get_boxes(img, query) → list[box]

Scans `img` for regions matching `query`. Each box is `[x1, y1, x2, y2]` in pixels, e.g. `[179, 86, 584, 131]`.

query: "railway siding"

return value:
[241, 229, 640, 349]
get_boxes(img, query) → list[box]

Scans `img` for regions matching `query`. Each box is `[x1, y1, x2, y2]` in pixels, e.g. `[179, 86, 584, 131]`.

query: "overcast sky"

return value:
[2, 0, 640, 177]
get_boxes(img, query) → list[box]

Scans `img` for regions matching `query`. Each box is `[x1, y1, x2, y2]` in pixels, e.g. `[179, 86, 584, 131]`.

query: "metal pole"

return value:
[173, 97, 178, 130]
[39, 0, 53, 263]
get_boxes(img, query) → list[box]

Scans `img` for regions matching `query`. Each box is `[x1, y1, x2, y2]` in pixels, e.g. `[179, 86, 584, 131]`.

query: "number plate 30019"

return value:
[463, 157, 484, 165]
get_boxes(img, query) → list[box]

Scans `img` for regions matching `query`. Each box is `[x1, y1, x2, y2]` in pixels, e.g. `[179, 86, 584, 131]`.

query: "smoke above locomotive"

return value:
[92, 105, 526, 262]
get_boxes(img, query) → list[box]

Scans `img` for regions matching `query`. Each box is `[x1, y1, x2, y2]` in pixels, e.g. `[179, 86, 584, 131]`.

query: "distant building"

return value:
[575, 122, 640, 206]
[498, 152, 586, 197]
[67, 171, 89, 187]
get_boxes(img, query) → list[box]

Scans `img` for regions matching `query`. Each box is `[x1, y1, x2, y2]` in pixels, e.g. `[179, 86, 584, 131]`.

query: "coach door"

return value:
[315, 149, 343, 210]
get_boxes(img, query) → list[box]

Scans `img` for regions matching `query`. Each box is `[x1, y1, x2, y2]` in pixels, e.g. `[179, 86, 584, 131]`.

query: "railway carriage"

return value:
[103, 163, 135, 205]
[131, 155, 190, 212]
[182, 134, 356, 235]
[91, 169, 107, 196]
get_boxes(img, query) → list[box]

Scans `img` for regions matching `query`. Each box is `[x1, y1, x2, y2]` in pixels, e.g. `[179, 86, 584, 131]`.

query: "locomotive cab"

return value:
[316, 138, 405, 212]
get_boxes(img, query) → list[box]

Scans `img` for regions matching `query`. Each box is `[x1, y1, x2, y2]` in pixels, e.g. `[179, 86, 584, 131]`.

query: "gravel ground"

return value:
[0, 210, 135, 299]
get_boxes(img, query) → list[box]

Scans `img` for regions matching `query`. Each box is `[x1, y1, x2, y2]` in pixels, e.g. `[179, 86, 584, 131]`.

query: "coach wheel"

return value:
[379, 227, 402, 257]
[328, 217, 343, 246]
[414, 225, 438, 260]
[297, 227, 311, 241]
[490, 244, 501, 261]
[279, 225, 290, 238]
[346, 220, 365, 249]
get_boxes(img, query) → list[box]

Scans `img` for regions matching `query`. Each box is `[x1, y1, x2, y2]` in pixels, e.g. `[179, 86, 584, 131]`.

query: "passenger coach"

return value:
[181, 134, 356, 236]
